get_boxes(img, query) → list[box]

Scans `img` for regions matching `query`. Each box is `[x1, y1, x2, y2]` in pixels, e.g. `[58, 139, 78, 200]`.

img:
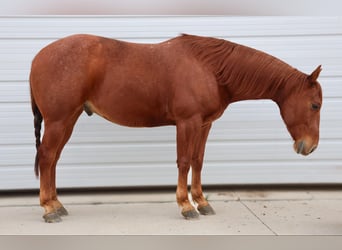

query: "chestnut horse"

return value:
[30, 34, 322, 223]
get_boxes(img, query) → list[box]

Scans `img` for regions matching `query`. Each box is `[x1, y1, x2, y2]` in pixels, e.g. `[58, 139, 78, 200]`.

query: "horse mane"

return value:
[179, 34, 308, 100]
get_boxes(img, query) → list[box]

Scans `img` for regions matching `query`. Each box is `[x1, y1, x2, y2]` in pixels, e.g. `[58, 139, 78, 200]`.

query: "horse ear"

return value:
[308, 65, 322, 82]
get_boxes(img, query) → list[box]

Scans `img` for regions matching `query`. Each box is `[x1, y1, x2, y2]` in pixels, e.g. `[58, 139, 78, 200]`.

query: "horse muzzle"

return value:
[294, 140, 317, 156]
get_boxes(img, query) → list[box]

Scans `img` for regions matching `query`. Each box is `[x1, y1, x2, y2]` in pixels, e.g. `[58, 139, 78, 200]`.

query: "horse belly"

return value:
[86, 91, 173, 127]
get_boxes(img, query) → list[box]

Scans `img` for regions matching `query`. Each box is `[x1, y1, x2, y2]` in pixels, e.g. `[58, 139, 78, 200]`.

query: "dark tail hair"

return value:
[31, 90, 43, 178]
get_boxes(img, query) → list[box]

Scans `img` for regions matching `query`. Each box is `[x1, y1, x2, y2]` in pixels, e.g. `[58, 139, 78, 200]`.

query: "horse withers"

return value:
[30, 34, 322, 223]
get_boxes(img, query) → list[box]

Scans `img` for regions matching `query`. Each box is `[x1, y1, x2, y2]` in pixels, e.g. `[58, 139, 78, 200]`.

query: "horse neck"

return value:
[236, 71, 307, 107]
[178, 34, 305, 104]
[226, 73, 285, 103]
[221, 57, 304, 104]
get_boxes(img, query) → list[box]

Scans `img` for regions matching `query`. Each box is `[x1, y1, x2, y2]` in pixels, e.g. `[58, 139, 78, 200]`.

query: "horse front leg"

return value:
[176, 117, 202, 219]
[191, 123, 216, 215]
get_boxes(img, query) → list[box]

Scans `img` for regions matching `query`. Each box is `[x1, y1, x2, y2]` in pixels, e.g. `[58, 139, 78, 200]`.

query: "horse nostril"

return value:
[309, 145, 317, 154]
[296, 141, 305, 154]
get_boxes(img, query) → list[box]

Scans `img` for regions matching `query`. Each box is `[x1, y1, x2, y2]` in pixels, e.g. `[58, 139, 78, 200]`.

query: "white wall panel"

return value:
[0, 16, 341, 190]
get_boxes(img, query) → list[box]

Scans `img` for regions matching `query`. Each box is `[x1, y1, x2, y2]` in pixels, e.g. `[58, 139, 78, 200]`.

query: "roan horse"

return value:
[30, 34, 323, 223]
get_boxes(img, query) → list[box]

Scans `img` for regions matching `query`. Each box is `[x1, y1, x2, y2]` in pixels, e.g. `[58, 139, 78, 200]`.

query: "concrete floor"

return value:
[1, 189, 342, 235]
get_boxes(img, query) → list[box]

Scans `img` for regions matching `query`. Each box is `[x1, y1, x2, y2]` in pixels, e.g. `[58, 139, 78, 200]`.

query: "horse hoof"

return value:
[182, 209, 200, 220]
[198, 204, 216, 215]
[43, 212, 62, 223]
[56, 206, 68, 216]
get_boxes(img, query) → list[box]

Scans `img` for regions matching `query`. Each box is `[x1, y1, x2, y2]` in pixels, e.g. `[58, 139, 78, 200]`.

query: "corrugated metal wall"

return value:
[0, 16, 341, 190]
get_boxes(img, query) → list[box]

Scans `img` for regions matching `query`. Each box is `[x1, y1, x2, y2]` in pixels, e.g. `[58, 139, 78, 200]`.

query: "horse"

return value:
[30, 34, 323, 223]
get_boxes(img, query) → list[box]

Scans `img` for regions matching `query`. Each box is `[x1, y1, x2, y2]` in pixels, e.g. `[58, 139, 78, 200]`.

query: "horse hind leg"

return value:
[38, 110, 81, 223]
[47, 123, 78, 220]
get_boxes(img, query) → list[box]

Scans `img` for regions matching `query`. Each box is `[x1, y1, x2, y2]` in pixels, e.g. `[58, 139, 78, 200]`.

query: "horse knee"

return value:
[191, 157, 203, 169]
[177, 158, 191, 170]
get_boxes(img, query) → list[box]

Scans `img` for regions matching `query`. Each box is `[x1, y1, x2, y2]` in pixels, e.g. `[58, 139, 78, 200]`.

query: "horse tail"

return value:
[30, 88, 43, 178]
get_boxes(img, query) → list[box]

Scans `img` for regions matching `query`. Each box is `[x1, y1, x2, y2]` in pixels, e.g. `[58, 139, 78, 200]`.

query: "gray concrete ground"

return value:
[1, 189, 342, 235]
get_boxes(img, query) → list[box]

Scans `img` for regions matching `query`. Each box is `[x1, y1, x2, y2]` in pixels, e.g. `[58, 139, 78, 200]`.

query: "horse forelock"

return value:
[179, 34, 308, 100]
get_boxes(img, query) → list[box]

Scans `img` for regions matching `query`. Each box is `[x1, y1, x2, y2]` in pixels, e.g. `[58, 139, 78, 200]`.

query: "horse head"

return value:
[278, 65, 323, 156]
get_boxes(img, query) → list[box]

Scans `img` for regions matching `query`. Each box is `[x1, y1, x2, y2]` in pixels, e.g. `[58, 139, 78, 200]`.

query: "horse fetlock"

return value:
[177, 198, 199, 219]
[191, 195, 216, 215]
[41, 199, 67, 216]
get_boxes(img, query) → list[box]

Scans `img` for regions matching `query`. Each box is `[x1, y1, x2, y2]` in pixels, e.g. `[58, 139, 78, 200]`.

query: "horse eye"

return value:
[311, 103, 320, 111]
